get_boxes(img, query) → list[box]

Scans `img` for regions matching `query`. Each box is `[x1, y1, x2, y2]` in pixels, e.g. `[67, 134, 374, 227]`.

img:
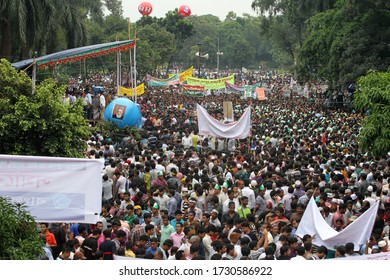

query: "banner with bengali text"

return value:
[186, 75, 234, 90]
[183, 84, 205, 91]
[168, 66, 194, 82]
[0, 154, 102, 224]
[147, 74, 181, 87]
[225, 82, 245, 92]
[119, 83, 145, 96]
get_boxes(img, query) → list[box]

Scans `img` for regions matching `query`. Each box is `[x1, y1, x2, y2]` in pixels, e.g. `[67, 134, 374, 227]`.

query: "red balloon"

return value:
[178, 5, 191, 17]
[138, 2, 153, 16]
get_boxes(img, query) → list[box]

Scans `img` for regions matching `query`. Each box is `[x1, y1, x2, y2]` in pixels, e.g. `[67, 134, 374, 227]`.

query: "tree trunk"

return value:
[0, 19, 13, 61]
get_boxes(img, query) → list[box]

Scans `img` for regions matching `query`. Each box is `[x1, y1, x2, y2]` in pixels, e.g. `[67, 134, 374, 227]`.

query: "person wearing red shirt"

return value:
[40, 223, 57, 250]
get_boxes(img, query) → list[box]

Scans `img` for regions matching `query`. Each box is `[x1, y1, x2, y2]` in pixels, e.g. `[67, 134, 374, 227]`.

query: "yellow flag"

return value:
[119, 83, 145, 96]
[168, 66, 194, 82]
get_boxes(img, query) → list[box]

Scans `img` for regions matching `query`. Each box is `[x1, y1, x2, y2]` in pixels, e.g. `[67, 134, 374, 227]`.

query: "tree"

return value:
[251, 0, 336, 70]
[0, 0, 97, 61]
[354, 68, 390, 159]
[0, 59, 90, 157]
[104, 0, 123, 17]
[0, 197, 43, 260]
[137, 23, 176, 71]
[297, 0, 390, 87]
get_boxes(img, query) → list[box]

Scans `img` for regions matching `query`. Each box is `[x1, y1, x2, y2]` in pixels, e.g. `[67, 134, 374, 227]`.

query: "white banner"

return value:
[341, 252, 390, 260]
[196, 104, 251, 139]
[296, 197, 379, 251]
[0, 154, 102, 224]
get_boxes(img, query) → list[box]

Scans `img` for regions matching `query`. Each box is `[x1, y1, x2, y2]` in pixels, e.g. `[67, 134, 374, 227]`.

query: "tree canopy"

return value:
[354, 68, 390, 159]
[0, 59, 90, 157]
[297, 0, 390, 87]
[0, 197, 43, 260]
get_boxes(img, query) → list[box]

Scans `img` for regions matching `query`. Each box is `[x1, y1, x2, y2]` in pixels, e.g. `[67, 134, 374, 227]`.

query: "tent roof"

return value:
[11, 40, 135, 70]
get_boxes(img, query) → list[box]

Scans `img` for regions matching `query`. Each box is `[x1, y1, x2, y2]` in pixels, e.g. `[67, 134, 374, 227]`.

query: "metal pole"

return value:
[197, 43, 201, 78]
[117, 51, 121, 96]
[134, 39, 137, 104]
[217, 38, 220, 75]
[129, 47, 134, 100]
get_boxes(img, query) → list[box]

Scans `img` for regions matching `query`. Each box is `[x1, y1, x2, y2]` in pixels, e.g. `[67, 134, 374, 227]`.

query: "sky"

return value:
[122, 0, 258, 22]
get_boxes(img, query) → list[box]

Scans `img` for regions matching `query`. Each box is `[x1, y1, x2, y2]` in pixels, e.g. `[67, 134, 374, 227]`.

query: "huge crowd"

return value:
[40, 73, 390, 260]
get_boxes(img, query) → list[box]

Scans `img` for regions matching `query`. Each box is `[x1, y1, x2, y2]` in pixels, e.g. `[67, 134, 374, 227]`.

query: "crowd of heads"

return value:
[41, 73, 389, 260]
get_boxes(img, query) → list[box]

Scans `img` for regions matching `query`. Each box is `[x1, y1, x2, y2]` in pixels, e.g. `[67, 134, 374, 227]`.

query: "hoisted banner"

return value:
[168, 66, 194, 82]
[296, 197, 379, 251]
[147, 74, 181, 87]
[119, 83, 145, 96]
[225, 82, 245, 92]
[197, 103, 251, 139]
[187, 75, 234, 90]
[183, 84, 205, 91]
[0, 154, 102, 224]
[256, 87, 267, 100]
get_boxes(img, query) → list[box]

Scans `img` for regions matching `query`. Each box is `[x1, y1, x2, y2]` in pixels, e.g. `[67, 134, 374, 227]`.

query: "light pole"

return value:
[197, 43, 202, 78]
[217, 51, 223, 75]
[216, 38, 223, 75]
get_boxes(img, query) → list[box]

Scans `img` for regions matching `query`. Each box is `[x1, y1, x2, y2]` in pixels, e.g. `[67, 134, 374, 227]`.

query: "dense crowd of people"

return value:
[40, 73, 390, 260]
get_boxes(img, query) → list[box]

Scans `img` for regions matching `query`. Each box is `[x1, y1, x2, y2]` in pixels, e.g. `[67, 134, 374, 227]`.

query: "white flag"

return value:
[196, 104, 251, 139]
[296, 197, 379, 251]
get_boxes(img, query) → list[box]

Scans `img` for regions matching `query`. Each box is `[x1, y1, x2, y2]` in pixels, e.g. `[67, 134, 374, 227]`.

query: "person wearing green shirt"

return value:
[159, 216, 175, 248]
[237, 196, 251, 220]
[124, 204, 136, 228]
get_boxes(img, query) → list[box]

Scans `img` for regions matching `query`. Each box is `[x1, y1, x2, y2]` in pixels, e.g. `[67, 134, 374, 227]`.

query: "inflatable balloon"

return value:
[104, 98, 142, 129]
[138, 2, 153, 16]
[178, 5, 191, 17]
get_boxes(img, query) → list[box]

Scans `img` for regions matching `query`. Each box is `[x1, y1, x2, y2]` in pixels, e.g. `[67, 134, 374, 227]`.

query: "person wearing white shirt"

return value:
[182, 133, 192, 149]
[290, 246, 307, 260]
[99, 92, 106, 120]
[241, 182, 256, 211]
[222, 189, 239, 214]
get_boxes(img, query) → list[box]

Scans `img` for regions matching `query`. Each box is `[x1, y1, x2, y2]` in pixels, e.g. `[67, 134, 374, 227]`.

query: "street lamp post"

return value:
[217, 51, 223, 75]
[216, 38, 223, 76]
[197, 43, 202, 78]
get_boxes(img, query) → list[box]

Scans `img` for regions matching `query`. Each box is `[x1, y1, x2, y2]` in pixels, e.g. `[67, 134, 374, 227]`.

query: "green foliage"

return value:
[96, 120, 141, 144]
[0, 59, 91, 157]
[0, 0, 97, 60]
[354, 68, 390, 158]
[297, 0, 390, 87]
[0, 197, 43, 260]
